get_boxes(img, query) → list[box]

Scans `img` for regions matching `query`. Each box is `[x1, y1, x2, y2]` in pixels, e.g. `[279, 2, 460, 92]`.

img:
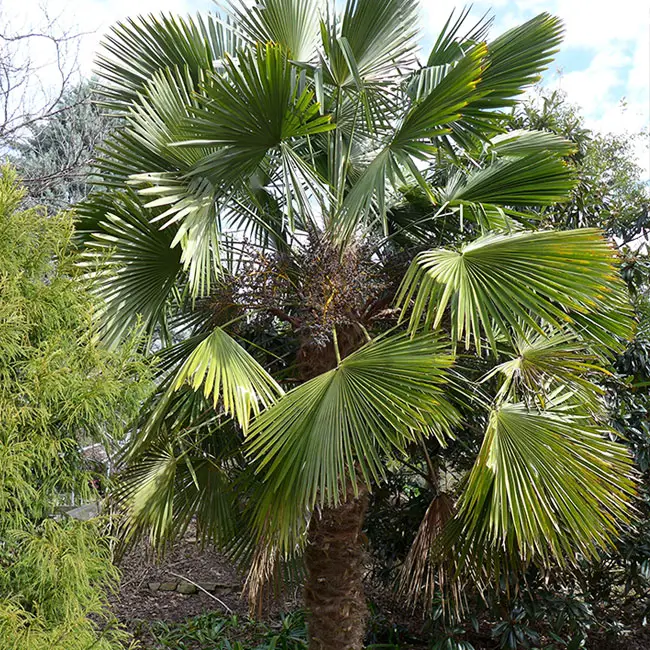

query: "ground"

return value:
[109, 532, 650, 650]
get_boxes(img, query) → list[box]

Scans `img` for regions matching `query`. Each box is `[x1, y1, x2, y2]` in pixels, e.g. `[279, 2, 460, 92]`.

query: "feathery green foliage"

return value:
[0, 167, 150, 650]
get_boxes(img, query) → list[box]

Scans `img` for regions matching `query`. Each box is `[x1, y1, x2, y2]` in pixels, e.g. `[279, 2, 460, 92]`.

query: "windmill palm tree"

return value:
[77, 2, 636, 648]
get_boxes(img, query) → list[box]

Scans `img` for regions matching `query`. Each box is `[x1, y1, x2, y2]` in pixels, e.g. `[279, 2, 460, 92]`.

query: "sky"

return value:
[4, 0, 650, 176]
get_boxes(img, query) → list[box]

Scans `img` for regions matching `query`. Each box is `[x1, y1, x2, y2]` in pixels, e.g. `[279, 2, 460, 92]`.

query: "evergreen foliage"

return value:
[74, 3, 641, 646]
[0, 167, 150, 650]
[8, 83, 115, 212]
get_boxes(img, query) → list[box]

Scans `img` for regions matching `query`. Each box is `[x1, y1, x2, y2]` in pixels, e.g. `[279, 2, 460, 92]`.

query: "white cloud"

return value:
[553, 0, 647, 50]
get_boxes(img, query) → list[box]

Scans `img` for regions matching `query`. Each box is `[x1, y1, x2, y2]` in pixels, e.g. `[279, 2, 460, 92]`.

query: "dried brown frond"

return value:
[398, 492, 466, 613]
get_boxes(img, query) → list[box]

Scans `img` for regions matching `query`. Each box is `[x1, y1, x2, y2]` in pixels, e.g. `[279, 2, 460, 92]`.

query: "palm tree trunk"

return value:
[304, 484, 369, 650]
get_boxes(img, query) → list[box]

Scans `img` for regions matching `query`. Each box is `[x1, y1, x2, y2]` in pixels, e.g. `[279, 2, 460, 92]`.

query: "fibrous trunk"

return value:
[304, 484, 369, 650]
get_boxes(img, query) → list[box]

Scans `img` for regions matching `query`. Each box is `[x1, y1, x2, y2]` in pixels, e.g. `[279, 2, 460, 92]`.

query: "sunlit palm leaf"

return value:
[482, 330, 607, 409]
[115, 414, 241, 549]
[415, 13, 564, 148]
[246, 332, 459, 552]
[129, 66, 211, 170]
[334, 45, 486, 240]
[441, 150, 575, 207]
[173, 327, 283, 431]
[225, 0, 323, 61]
[180, 43, 334, 184]
[323, 0, 419, 86]
[398, 228, 634, 352]
[95, 12, 239, 110]
[487, 130, 576, 157]
[426, 7, 492, 67]
[451, 403, 634, 569]
[475, 13, 564, 109]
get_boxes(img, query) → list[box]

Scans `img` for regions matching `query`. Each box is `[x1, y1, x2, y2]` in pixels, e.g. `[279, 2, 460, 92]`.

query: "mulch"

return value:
[109, 533, 248, 630]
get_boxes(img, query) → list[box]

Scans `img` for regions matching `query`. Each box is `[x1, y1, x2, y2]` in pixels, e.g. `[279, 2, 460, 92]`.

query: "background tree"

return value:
[77, 3, 637, 649]
[0, 167, 150, 650]
[0, 6, 83, 147]
[9, 81, 115, 211]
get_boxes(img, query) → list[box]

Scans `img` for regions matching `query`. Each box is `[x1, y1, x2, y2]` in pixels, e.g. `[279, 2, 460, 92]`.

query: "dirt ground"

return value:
[110, 535, 247, 629]
[109, 534, 650, 650]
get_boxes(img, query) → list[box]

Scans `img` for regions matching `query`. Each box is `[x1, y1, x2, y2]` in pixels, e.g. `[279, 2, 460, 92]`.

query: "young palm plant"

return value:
[77, 2, 637, 648]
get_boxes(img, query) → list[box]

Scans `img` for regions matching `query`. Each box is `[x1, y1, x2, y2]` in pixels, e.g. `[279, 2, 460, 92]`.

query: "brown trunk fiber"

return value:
[304, 485, 369, 650]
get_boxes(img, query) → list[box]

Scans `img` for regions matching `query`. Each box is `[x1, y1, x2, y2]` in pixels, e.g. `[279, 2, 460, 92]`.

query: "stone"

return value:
[177, 581, 198, 594]
[198, 582, 218, 593]
[158, 582, 177, 591]
[148, 582, 161, 592]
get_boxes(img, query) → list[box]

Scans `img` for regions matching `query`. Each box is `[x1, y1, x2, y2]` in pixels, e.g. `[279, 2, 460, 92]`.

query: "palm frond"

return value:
[398, 228, 634, 353]
[482, 330, 607, 409]
[399, 492, 461, 608]
[442, 151, 576, 207]
[451, 403, 635, 570]
[476, 13, 564, 109]
[426, 7, 493, 66]
[173, 327, 283, 431]
[246, 332, 460, 553]
[180, 43, 334, 186]
[487, 129, 576, 158]
[417, 13, 565, 149]
[323, 0, 420, 86]
[225, 0, 323, 61]
[76, 190, 182, 347]
[334, 45, 486, 240]
[95, 12, 239, 111]
[114, 413, 241, 550]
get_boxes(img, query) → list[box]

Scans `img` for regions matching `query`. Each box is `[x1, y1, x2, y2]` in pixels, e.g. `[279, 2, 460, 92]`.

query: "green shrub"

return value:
[0, 167, 150, 649]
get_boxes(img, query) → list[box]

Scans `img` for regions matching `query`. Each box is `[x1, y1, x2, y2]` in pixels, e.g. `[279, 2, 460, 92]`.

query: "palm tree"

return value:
[78, 2, 637, 648]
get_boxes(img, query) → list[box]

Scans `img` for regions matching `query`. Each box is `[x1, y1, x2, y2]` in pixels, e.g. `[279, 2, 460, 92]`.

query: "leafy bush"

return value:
[143, 611, 308, 650]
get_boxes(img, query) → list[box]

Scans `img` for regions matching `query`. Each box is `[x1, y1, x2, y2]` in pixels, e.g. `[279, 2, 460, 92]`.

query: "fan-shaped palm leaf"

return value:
[486, 129, 577, 158]
[225, 0, 323, 62]
[413, 13, 564, 150]
[476, 13, 564, 109]
[114, 412, 241, 549]
[95, 12, 239, 110]
[398, 228, 634, 352]
[426, 7, 492, 67]
[441, 150, 576, 207]
[245, 332, 460, 551]
[173, 327, 283, 431]
[323, 0, 420, 86]
[334, 44, 486, 240]
[451, 403, 635, 569]
[76, 191, 182, 347]
[181, 43, 334, 180]
[482, 330, 607, 409]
